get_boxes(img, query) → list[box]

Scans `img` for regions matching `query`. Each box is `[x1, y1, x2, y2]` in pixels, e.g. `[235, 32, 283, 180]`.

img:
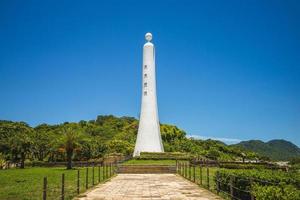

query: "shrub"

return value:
[252, 183, 300, 200]
[215, 169, 300, 200]
[24, 160, 45, 167]
[135, 152, 192, 160]
[219, 163, 278, 170]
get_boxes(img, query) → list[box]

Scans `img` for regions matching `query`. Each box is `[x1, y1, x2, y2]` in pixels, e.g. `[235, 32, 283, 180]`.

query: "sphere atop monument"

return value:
[145, 32, 152, 42]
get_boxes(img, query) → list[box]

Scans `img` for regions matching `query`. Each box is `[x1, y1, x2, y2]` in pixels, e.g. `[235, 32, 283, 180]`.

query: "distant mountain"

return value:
[231, 139, 300, 161]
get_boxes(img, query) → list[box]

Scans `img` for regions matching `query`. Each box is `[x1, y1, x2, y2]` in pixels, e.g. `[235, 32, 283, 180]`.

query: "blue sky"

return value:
[0, 0, 299, 146]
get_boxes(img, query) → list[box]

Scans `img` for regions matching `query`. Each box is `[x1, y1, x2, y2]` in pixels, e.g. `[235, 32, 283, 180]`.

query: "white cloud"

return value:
[188, 134, 242, 145]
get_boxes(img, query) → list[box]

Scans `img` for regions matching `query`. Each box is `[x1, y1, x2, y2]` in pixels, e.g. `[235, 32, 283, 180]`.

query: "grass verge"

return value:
[0, 166, 110, 200]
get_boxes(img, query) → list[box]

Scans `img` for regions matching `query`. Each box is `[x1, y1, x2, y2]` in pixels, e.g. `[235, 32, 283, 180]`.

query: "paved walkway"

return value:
[77, 174, 222, 200]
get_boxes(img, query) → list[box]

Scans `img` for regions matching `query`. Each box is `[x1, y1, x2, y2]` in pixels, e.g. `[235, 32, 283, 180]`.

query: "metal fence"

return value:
[176, 161, 284, 200]
[42, 163, 116, 200]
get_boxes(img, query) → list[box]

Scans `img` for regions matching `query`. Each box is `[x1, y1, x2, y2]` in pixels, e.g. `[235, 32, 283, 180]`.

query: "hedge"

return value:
[135, 152, 192, 160]
[215, 169, 300, 200]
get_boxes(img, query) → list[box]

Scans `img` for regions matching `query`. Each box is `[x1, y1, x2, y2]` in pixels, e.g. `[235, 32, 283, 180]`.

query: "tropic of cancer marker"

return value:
[133, 33, 164, 157]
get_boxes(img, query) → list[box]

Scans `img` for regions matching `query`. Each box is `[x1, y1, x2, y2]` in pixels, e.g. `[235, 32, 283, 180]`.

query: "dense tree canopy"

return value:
[0, 115, 261, 168]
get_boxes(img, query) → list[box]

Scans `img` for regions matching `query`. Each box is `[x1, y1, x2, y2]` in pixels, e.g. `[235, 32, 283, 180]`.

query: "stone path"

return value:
[77, 174, 222, 200]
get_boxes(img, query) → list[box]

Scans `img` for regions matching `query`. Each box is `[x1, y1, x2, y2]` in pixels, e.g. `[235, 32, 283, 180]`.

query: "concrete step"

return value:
[117, 165, 176, 174]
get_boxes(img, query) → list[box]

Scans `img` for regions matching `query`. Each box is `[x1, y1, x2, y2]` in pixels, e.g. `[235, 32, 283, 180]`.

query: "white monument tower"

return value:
[133, 33, 164, 157]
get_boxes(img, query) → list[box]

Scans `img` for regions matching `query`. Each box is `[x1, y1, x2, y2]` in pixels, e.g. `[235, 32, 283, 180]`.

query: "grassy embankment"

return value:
[122, 159, 176, 165]
[0, 166, 108, 200]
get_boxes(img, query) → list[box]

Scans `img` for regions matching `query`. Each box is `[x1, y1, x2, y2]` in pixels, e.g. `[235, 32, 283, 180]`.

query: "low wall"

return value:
[117, 165, 176, 174]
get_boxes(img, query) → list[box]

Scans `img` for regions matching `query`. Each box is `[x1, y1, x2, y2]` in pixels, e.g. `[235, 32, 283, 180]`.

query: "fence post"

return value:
[207, 167, 210, 189]
[179, 162, 181, 175]
[250, 178, 255, 200]
[43, 177, 47, 200]
[112, 163, 114, 176]
[77, 170, 80, 194]
[106, 164, 108, 178]
[102, 164, 105, 180]
[110, 163, 112, 177]
[216, 171, 220, 195]
[230, 175, 234, 200]
[199, 165, 202, 185]
[107, 163, 109, 178]
[184, 163, 187, 178]
[86, 168, 88, 189]
[105, 164, 107, 179]
[61, 173, 65, 200]
[181, 162, 183, 176]
[103, 164, 106, 179]
[189, 164, 191, 180]
[113, 163, 115, 175]
[104, 164, 106, 179]
[193, 165, 195, 182]
[92, 166, 95, 186]
[98, 165, 100, 183]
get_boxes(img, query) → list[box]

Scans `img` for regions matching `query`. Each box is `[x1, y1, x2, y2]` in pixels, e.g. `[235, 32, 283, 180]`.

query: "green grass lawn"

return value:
[122, 159, 176, 165]
[0, 166, 112, 200]
[178, 164, 218, 191]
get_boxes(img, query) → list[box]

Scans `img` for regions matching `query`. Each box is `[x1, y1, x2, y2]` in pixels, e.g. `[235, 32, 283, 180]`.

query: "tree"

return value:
[58, 124, 85, 169]
[0, 116, 262, 164]
[161, 124, 186, 143]
[107, 139, 134, 155]
[32, 124, 58, 161]
[0, 121, 33, 168]
[206, 148, 221, 160]
[10, 130, 32, 168]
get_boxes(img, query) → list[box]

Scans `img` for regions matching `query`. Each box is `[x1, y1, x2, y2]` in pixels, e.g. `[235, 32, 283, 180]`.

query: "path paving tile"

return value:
[76, 174, 223, 200]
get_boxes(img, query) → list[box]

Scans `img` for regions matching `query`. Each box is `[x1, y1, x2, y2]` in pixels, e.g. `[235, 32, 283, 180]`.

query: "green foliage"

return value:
[218, 162, 281, 170]
[217, 168, 300, 187]
[0, 115, 260, 168]
[290, 157, 300, 165]
[206, 147, 220, 160]
[0, 116, 136, 168]
[107, 139, 134, 155]
[160, 124, 186, 143]
[0, 167, 108, 200]
[57, 123, 87, 169]
[136, 152, 191, 160]
[0, 121, 33, 168]
[252, 183, 300, 200]
[216, 168, 300, 200]
[232, 139, 300, 161]
[123, 159, 176, 165]
[0, 153, 5, 169]
[32, 124, 59, 161]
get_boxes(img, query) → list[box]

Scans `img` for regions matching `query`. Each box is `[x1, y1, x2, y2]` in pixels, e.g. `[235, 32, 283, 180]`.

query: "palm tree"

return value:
[60, 125, 83, 169]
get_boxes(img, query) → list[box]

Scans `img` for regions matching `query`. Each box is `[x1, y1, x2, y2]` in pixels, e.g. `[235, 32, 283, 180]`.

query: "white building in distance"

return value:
[133, 33, 164, 157]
